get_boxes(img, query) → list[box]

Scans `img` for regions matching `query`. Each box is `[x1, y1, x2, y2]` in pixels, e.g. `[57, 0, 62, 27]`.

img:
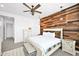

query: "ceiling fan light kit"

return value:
[23, 3, 42, 15]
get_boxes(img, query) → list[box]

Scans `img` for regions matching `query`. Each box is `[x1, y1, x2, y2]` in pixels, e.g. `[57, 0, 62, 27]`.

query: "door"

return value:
[5, 17, 14, 40]
[6, 23, 14, 39]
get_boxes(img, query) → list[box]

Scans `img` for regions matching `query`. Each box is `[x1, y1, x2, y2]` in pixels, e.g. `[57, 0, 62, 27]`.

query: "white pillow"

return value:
[43, 32, 48, 36]
[43, 32, 55, 37]
[48, 32, 55, 38]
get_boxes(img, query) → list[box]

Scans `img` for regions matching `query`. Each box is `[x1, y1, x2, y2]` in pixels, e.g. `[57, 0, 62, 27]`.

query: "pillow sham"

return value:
[43, 32, 55, 38]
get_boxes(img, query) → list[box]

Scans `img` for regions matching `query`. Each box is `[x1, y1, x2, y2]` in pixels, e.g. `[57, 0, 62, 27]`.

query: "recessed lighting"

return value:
[0, 4, 4, 7]
[60, 6, 63, 8]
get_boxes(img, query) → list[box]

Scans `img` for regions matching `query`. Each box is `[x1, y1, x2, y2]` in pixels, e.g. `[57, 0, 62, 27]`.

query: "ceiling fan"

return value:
[23, 3, 42, 15]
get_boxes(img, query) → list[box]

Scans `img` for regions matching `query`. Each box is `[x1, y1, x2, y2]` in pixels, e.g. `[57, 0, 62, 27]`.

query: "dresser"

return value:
[62, 39, 76, 55]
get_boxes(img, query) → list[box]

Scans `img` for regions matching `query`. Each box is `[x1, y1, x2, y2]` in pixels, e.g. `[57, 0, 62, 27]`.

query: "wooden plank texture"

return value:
[40, 3, 79, 41]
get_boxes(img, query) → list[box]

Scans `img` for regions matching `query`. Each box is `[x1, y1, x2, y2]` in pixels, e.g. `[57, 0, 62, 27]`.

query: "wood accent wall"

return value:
[40, 3, 79, 40]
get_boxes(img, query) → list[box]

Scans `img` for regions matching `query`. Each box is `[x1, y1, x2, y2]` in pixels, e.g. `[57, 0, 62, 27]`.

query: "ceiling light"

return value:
[60, 6, 63, 8]
[0, 4, 4, 7]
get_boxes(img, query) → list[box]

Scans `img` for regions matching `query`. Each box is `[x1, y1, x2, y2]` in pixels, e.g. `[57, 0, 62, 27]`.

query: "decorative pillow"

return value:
[43, 32, 55, 37]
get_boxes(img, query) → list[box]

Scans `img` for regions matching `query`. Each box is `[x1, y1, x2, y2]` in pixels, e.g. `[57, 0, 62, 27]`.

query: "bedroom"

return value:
[0, 3, 79, 56]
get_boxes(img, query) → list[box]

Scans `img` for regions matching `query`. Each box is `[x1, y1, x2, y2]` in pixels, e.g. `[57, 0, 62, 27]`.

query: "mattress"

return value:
[28, 35, 61, 53]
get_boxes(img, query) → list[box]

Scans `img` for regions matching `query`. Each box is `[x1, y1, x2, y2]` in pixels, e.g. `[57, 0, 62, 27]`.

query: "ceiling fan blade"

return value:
[24, 10, 30, 12]
[35, 11, 42, 14]
[33, 4, 41, 10]
[23, 3, 31, 9]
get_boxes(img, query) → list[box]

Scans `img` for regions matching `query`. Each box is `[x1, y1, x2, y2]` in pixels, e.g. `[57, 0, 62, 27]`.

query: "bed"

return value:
[25, 28, 63, 56]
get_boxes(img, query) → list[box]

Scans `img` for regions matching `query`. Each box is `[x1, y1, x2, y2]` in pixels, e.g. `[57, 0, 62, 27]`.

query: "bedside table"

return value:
[62, 39, 76, 55]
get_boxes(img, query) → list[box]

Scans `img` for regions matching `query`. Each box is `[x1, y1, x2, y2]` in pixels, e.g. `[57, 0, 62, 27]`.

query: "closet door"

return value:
[5, 17, 14, 39]
[6, 23, 14, 39]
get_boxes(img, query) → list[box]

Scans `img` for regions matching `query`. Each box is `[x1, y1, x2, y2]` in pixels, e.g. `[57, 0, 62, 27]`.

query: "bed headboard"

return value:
[43, 28, 63, 40]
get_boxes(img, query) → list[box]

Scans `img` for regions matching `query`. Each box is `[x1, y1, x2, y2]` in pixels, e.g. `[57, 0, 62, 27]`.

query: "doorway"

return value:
[0, 15, 15, 52]
[0, 15, 14, 41]
[6, 23, 14, 39]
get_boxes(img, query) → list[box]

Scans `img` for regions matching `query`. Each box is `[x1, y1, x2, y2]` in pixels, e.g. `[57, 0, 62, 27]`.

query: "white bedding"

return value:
[28, 35, 61, 53]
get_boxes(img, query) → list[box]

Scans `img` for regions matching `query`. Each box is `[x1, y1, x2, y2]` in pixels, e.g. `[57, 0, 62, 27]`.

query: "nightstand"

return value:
[62, 39, 76, 55]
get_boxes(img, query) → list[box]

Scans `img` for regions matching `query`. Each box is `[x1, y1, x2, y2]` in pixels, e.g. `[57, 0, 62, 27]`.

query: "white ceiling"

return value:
[0, 3, 77, 18]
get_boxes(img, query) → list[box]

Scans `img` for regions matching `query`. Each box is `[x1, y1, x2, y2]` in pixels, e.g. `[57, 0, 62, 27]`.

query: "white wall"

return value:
[0, 11, 40, 43]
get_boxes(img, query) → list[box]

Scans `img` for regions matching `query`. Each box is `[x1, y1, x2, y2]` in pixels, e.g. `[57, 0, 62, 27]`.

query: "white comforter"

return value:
[28, 35, 61, 53]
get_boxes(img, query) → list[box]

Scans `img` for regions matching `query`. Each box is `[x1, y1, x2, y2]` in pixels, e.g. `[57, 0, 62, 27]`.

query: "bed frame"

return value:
[25, 28, 63, 56]
[41, 28, 63, 56]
